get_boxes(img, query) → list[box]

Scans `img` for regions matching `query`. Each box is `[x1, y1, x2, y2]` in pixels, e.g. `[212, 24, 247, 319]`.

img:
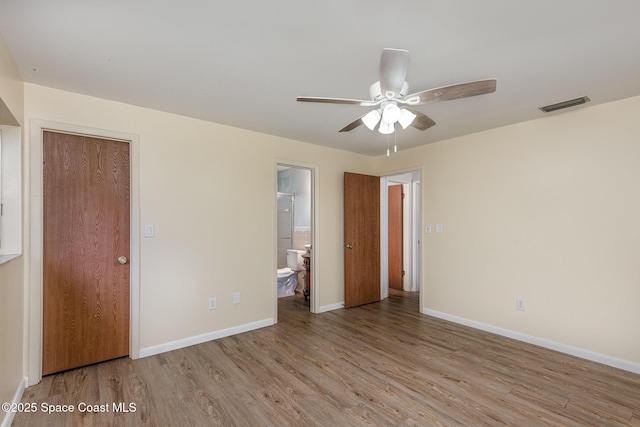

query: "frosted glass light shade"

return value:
[398, 108, 417, 129]
[362, 109, 382, 130]
[378, 120, 394, 134]
[381, 103, 401, 124]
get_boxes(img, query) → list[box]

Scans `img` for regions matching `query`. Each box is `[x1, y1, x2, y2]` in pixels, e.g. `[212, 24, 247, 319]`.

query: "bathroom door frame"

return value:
[274, 160, 319, 315]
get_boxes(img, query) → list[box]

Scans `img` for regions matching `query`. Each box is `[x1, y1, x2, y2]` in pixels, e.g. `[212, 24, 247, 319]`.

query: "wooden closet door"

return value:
[344, 172, 380, 308]
[43, 131, 130, 375]
[388, 185, 403, 290]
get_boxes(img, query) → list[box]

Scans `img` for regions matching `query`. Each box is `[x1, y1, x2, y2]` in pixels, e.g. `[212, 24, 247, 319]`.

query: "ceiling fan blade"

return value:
[404, 107, 436, 131]
[404, 79, 497, 105]
[297, 96, 374, 106]
[339, 116, 364, 132]
[379, 48, 409, 98]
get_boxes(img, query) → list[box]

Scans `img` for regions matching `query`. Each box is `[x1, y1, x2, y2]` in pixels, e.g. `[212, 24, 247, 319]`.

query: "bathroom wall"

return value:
[276, 192, 294, 268]
[277, 167, 312, 250]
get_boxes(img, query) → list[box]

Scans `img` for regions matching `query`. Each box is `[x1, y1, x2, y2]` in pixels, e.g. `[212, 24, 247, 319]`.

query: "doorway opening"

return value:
[275, 162, 317, 318]
[380, 170, 421, 308]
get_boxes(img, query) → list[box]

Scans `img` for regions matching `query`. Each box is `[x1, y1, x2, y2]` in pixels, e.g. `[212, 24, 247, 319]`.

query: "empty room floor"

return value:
[12, 291, 640, 426]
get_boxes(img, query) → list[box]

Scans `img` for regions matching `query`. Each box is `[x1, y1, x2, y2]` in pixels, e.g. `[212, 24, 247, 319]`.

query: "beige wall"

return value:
[0, 32, 25, 416]
[23, 83, 373, 352]
[374, 96, 640, 365]
[0, 257, 24, 405]
[0, 35, 23, 126]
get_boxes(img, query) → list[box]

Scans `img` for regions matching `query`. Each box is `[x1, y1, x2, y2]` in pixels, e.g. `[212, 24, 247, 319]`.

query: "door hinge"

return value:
[402, 270, 405, 276]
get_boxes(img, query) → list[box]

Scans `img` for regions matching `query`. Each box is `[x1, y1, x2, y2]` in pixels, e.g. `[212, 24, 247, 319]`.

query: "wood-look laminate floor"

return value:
[13, 290, 640, 426]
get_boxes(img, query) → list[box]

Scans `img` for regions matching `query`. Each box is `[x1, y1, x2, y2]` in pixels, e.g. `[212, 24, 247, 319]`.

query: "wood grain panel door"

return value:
[43, 131, 130, 375]
[388, 185, 403, 290]
[344, 172, 380, 308]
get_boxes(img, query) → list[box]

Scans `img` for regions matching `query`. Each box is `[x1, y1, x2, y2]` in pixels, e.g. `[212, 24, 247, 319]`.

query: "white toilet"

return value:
[277, 249, 304, 298]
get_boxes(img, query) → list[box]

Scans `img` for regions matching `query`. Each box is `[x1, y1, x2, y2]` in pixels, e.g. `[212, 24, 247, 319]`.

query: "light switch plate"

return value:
[144, 224, 155, 237]
[425, 224, 432, 234]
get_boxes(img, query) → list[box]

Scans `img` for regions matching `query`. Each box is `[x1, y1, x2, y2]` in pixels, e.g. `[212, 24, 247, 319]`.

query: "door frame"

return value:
[379, 169, 421, 301]
[274, 160, 319, 314]
[28, 120, 140, 386]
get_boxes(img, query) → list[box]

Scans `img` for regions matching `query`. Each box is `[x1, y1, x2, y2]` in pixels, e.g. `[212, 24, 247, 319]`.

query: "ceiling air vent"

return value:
[540, 96, 590, 113]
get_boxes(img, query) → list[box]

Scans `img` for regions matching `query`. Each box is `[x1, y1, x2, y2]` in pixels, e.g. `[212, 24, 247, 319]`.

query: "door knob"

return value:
[345, 244, 353, 249]
[118, 256, 128, 265]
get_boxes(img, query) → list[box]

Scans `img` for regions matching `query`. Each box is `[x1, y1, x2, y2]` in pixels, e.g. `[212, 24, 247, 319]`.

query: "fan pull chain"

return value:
[386, 133, 390, 157]
[394, 130, 398, 153]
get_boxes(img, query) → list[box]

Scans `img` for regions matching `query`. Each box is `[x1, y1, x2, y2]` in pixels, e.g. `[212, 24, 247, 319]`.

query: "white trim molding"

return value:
[0, 377, 27, 427]
[319, 302, 344, 313]
[423, 308, 640, 375]
[139, 318, 274, 358]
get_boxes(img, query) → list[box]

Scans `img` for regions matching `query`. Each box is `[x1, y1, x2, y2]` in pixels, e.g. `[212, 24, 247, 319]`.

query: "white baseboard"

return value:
[1, 376, 27, 427]
[319, 301, 344, 313]
[422, 308, 640, 375]
[139, 318, 274, 358]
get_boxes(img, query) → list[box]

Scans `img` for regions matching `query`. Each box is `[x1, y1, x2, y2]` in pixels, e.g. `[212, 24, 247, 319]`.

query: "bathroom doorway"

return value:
[275, 162, 316, 317]
[380, 170, 421, 306]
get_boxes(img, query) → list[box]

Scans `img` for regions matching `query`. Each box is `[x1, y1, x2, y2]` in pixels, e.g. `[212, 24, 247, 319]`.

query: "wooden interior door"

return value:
[388, 184, 403, 290]
[43, 131, 130, 375]
[344, 172, 380, 308]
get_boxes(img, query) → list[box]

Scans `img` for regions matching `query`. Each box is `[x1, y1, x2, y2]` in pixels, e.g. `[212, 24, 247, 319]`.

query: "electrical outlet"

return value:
[516, 298, 525, 311]
[425, 224, 432, 234]
[208, 297, 217, 310]
[436, 224, 443, 233]
[233, 292, 241, 305]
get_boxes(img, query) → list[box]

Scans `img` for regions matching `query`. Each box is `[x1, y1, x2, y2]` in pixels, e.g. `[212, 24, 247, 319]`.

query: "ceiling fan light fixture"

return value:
[381, 102, 401, 124]
[296, 49, 498, 154]
[362, 109, 382, 130]
[378, 119, 395, 135]
[398, 108, 417, 129]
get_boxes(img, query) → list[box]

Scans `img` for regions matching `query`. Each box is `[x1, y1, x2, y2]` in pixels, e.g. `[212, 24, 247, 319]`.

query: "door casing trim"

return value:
[28, 120, 140, 386]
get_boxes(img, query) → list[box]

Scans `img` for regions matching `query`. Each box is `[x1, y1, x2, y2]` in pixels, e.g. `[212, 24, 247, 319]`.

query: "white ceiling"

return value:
[2, 1, 640, 156]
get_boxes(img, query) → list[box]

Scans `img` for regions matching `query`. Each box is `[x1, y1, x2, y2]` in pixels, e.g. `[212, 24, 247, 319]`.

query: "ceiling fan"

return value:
[297, 48, 497, 135]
